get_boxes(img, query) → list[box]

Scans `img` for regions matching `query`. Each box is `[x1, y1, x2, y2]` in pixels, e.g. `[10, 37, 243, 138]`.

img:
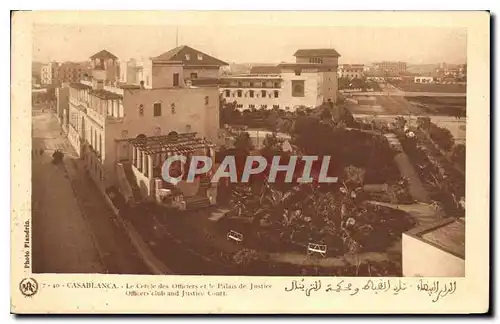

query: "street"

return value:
[31, 106, 151, 274]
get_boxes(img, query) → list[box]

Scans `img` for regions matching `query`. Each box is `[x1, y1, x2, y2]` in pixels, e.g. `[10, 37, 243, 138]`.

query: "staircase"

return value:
[122, 162, 142, 202]
[184, 195, 211, 211]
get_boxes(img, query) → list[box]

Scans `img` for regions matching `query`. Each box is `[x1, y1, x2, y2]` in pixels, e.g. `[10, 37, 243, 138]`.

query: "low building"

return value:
[338, 64, 364, 79]
[66, 48, 222, 210]
[41, 61, 91, 86]
[414, 76, 434, 83]
[220, 48, 340, 111]
[402, 217, 465, 277]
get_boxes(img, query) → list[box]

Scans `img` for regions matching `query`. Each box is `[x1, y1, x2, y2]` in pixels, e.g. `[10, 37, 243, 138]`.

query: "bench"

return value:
[307, 243, 327, 257]
[227, 230, 243, 243]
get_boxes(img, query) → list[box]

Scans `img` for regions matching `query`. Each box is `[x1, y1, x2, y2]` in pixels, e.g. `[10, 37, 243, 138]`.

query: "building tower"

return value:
[89, 49, 119, 89]
[293, 49, 340, 104]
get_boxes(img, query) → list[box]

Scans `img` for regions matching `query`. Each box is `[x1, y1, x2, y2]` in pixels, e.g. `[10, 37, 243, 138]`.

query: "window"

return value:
[237, 104, 243, 108]
[292, 80, 305, 97]
[249, 104, 256, 109]
[205, 96, 209, 105]
[185, 54, 191, 60]
[173, 73, 179, 87]
[154, 103, 162, 117]
[237, 90, 242, 98]
[154, 126, 161, 136]
[261, 90, 267, 98]
[249, 82, 254, 87]
[274, 82, 279, 88]
[238, 82, 242, 87]
[146, 76, 149, 85]
[274, 90, 279, 98]
[197, 54, 203, 60]
[139, 104, 144, 116]
[295, 69, 302, 76]
[249, 90, 254, 98]
[171, 103, 176, 114]
[273, 105, 280, 109]
[260, 104, 267, 109]
[190, 72, 198, 79]
[225, 90, 230, 97]
[121, 130, 128, 138]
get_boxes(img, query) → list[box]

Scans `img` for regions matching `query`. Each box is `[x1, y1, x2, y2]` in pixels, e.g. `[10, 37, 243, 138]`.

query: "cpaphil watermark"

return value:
[161, 155, 338, 184]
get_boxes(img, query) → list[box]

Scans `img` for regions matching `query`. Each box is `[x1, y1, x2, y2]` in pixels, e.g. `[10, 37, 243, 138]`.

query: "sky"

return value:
[33, 24, 467, 65]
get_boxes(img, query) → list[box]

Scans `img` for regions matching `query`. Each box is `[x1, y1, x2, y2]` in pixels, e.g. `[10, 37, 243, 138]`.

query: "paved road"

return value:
[384, 134, 431, 204]
[32, 108, 150, 274]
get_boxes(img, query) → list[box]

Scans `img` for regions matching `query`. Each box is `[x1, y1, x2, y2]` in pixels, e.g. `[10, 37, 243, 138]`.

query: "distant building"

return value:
[434, 63, 467, 81]
[337, 64, 364, 79]
[402, 217, 465, 277]
[373, 61, 407, 76]
[219, 48, 340, 111]
[41, 61, 91, 85]
[414, 76, 434, 84]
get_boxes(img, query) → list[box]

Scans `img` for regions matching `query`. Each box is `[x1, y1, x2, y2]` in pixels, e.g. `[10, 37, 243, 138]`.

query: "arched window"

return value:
[292, 80, 305, 97]
[261, 90, 267, 98]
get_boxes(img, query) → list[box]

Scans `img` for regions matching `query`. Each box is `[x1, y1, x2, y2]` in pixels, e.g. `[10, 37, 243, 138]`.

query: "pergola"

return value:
[123, 133, 216, 179]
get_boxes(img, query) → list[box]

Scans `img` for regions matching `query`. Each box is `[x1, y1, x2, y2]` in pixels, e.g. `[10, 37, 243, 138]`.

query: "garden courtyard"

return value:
[123, 104, 460, 276]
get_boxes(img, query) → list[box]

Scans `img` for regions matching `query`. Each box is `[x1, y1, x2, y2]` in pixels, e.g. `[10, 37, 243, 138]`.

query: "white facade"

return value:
[220, 68, 338, 112]
[219, 49, 340, 111]
[66, 49, 221, 192]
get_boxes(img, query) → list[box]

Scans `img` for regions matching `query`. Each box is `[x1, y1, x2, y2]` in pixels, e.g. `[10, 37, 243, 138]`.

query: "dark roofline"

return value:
[90, 49, 118, 60]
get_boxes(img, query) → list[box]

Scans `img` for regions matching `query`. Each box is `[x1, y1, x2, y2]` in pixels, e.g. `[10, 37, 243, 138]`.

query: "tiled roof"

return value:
[90, 49, 118, 60]
[91, 89, 123, 100]
[294, 49, 341, 57]
[153, 45, 228, 66]
[119, 84, 141, 90]
[250, 65, 281, 74]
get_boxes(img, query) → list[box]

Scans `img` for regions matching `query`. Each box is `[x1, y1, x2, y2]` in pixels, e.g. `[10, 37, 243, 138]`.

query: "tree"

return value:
[261, 132, 283, 157]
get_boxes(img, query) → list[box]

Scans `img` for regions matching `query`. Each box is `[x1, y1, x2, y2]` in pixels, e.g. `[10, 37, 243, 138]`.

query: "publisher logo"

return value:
[19, 278, 38, 297]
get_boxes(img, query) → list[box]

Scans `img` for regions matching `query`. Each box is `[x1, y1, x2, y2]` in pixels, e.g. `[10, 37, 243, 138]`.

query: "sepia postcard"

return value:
[11, 11, 490, 314]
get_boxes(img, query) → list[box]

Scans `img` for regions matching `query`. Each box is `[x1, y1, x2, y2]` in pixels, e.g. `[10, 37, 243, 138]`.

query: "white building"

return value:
[119, 45, 228, 89]
[64, 47, 224, 209]
[219, 48, 340, 111]
[414, 76, 434, 84]
[402, 218, 465, 277]
[338, 64, 364, 79]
